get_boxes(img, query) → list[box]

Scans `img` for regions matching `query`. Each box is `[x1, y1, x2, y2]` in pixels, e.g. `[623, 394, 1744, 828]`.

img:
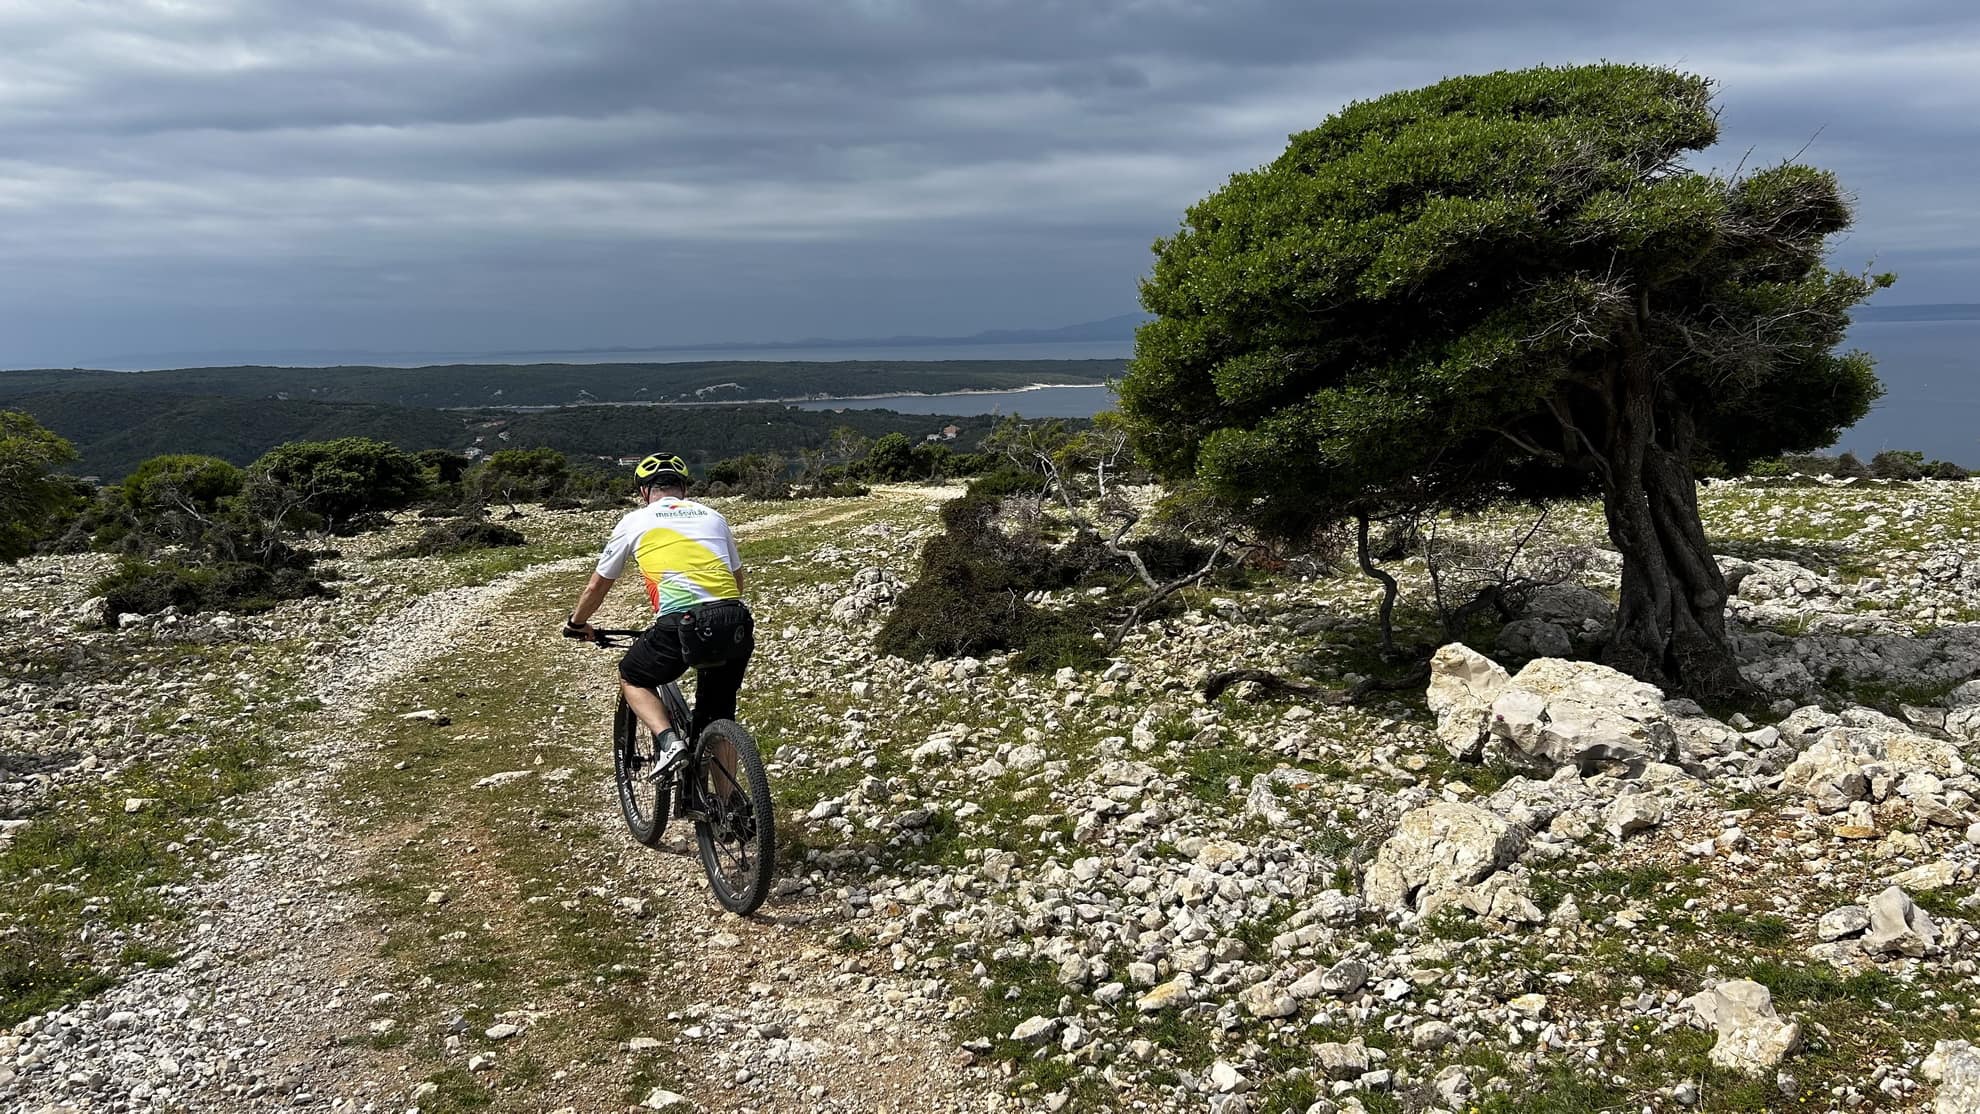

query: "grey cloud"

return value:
[0, 0, 1975, 364]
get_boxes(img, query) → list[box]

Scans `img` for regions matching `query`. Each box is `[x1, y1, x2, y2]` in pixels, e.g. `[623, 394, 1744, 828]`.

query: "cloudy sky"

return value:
[2, 0, 1975, 367]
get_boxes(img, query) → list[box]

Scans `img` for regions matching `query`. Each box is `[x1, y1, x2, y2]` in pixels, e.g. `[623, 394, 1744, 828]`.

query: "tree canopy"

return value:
[249, 437, 425, 526]
[1118, 63, 1887, 698]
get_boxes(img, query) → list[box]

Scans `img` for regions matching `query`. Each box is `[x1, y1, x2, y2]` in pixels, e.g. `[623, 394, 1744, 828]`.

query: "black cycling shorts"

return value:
[619, 600, 755, 735]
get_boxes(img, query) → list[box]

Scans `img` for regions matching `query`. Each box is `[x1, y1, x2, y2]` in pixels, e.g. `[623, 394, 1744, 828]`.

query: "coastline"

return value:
[787, 380, 1109, 404]
[461, 380, 1113, 413]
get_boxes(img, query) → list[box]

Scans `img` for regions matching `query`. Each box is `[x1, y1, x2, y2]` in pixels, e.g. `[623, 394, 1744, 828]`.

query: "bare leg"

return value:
[621, 680, 674, 737]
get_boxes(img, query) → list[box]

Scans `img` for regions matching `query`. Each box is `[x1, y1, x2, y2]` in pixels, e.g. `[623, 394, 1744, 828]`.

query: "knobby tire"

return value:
[691, 720, 776, 915]
[613, 695, 668, 846]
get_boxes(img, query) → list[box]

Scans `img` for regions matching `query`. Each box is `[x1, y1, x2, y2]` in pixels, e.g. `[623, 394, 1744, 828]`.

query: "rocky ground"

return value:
[6, 476, 1980, 1112]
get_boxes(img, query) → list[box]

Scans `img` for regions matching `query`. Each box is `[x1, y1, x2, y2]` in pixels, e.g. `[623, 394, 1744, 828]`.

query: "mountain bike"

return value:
[565, 627, 776, 915]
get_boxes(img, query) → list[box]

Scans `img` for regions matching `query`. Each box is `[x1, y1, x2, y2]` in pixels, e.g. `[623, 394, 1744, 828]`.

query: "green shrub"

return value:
[472, 447, 570, 506]
[386, 519, 528, 557]
[967, 467, 1049, 501]
[1008, 627, 1110, 673]
[864, 433, 920, 481]
[878, 521, 1032, 659]
[879, 488, 1119, 667]
[416, 448, 472, 486]
[121, 454, 242, 514]
[1871, 450, 1927, 481]
[96, 557, 330, 627]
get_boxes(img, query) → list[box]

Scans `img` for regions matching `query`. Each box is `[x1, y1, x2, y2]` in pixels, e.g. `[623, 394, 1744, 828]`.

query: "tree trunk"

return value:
[1595, 329, 1747, 701]
[1354, 512, 1399, 657]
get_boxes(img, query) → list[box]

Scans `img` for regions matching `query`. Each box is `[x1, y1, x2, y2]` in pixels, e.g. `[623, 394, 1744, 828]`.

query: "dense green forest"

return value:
[5, 389, 466, 476]
[0, 360, 1108, 476]
[0, 358, 1117, 409]
[486, 405, 1009, 470]
[1, 390, 1015, 477]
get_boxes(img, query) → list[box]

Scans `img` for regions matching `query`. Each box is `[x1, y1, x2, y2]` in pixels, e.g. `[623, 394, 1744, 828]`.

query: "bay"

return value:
[796, 383, 1117, 419]
[790, 321, 1980, 467]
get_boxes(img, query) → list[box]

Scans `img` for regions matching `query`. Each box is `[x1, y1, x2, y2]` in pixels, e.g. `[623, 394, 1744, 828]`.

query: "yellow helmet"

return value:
[633, 452, 690, 486]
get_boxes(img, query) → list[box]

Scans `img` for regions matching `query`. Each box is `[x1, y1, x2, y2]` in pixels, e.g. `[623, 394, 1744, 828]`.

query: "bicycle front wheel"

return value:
[691, 719, 775, 915]
[613, 695, 668, 846]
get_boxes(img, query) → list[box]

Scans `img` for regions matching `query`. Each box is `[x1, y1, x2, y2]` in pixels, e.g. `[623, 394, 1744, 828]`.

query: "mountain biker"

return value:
[563, 452, 755, 774]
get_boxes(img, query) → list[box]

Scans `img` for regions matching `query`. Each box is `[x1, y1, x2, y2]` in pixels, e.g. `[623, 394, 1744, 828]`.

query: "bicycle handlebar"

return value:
[562, 626, 645, 648]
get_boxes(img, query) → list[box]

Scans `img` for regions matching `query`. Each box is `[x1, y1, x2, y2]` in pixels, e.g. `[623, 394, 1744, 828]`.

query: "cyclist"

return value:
[563, 452, 754, 774]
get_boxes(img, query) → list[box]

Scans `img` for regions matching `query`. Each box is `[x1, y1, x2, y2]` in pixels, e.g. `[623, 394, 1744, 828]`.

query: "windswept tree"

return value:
[1119, 63, 1887, 699]
[250, 437, 425, 529]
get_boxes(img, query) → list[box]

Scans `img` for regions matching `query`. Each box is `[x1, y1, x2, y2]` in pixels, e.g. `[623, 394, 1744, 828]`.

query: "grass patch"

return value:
[1179, 744, 1279, 805]
[1708, 910, 1794, 946]
[0, 677, 305, 1025]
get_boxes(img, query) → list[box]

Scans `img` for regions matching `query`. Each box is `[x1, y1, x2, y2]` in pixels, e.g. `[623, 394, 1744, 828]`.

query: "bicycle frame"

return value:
[568, 627, 737, 827]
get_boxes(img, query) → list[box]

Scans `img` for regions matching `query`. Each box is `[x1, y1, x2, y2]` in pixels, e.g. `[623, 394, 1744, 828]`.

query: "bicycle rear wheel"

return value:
[690, 719, 775, 915]
[613, 695, 668, 846]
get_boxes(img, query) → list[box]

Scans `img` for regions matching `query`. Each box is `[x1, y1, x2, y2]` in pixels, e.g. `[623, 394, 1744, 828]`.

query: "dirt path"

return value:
[8, 496, 999, 1114]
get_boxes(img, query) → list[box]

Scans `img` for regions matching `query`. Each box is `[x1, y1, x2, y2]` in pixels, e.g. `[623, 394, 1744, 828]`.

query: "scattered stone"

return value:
[1426, 643, 1511, 760]
[1313, 1041, 1371, 1081]
[1319, 957, 1369, 996]
[1239, 983, 1298, 1019]
[1496, 618, 1573, 660]
[1865, 885, 1940, 956]
[1363, 801, 1526, 915]
[1923, 1040, 1980, 1114]
[1010, 1016, 1058, 1045]
[1137, 975, 1191, 1012]
[1681, 980, 1801, 1073]
[1604, 792, 1668, 840]
[1816, 905, 1871, 942]
[1488, 658, 1678, 775]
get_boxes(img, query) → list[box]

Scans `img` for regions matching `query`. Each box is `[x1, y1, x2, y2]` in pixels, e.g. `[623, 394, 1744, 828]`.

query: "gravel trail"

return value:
[4, 496, 995, 1114]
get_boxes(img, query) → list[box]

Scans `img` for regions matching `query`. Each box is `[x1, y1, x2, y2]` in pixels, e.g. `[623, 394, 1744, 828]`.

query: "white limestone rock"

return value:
[1681, 979, 1801, 1073]
[1865, 885, 1940, 957]
[1426, 643, 1511, 760]
[1604, 792, 1669, 841]
[1488, 658, 1678, 775]
[1923, 1039, 1980, 1114]
[1363, 801, 1526, 915]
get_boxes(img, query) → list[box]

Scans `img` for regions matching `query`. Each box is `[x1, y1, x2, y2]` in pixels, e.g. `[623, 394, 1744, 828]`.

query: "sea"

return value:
[71, 321, 1979, 466]
[797, 321, 1980, 467]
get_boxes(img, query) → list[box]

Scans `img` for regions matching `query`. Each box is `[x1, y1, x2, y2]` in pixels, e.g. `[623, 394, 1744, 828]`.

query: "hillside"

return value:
[6, 479, 1980, 1111]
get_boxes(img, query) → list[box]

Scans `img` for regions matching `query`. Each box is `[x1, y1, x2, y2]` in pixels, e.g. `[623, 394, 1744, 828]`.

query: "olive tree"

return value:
[1119, 63, 1887, 699]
